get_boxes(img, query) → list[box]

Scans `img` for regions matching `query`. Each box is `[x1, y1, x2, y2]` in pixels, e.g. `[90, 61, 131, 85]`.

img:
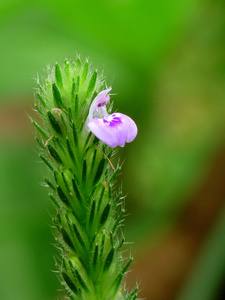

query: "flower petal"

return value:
[88, 113, 137, 148]
[86, 88, 111, 126]
[93, 88, 112, 108]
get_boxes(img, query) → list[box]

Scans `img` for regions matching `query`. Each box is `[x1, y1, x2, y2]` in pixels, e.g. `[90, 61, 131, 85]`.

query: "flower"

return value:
[86, 89, 137, 148]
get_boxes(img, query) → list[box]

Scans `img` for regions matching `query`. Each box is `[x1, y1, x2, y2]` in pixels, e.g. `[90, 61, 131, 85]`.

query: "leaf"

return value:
[48, 144, 62, 164]
[55, 62, 63, 88]
[62, 272, 78, 294]
[104, 248, 114, 271]
[47, 111, 62, 135]
[52, 83, 63, 108]
[100, 203, 110, 226]
[86, 70, 97, 97]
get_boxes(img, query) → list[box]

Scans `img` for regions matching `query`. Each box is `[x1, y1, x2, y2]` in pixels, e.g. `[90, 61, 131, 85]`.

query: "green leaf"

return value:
[47, 111, 62, 135]
[94, 158, 105, 185]
[92, 244, 98, 268]
[83, 132, 92, 150]
[55, 62, 63, 88]
[49, 193, 60, 209]
[48, 144, 62, 164]
[44, 177, 56, 190]
[113, 258, 133, 293]
[71, 79, 76, 102]
[36, 91, 46, 107]
[72, 223, 85, 248]
[112, 208, 125, 234]
[125, 287, 138, 300]
[62, 172, 71, 194]
[109, 166, 121, 183]
[114, 191, 123, 205]
[91, 148, 97, 172]
[81, 60, 88, 84]
[31, 119, 49, 139]
[57, 186, 69, 206]
[35, 103, 44, 116]
[70, 122, 78, 148]
[52, 83, 63, 108]
[61, 228, 75, 251]
[82, 159, 87, 183]
[66, 138, 75, 163]
[72, 178, 82, 201]
[100, 233, 105, 259]
[35, 136, 44, 149]
[76, 76, 80, 94]
[39, 154, 54, 171]
[100, 203, 110, 227]
[74, 269, 89, 293]
[76, 57, 82, 69]
[97, 187, 105, 212]
[89, 200, 96, 225]
[86, 70, 97, 97]
[52, 136, 65, 154]
[104, 248, 114, 271]
[62, 272, 78, 294]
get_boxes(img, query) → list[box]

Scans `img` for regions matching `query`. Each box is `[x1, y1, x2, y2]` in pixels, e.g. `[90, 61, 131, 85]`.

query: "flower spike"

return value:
[32, 59, 139, 299]
[87, 89, 138, 148]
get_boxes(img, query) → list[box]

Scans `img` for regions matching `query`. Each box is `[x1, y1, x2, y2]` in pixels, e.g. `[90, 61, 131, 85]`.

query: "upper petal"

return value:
[93, 88, 112, 107]
[86, 88, 112, 126]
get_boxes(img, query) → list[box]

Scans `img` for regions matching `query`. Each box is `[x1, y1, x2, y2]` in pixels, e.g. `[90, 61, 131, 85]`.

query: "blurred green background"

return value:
[0, 0, 225, 299]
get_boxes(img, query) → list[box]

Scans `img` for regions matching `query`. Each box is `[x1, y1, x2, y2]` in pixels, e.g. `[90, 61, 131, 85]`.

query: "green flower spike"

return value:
[32, 57, 139, 300]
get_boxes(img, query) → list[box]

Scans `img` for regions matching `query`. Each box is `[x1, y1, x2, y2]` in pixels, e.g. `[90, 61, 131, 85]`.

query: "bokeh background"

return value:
[0, 0, 225, 299]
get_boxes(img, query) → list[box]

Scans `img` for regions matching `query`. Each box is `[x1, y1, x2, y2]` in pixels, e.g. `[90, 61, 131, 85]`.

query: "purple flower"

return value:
[86, 89, 137, 148]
